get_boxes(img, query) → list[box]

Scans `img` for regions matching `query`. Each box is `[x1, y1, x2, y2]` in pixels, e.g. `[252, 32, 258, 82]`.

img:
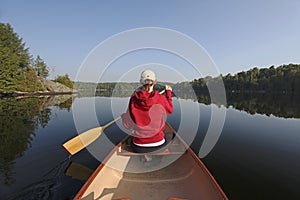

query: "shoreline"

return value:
[0, 91, 78, 97]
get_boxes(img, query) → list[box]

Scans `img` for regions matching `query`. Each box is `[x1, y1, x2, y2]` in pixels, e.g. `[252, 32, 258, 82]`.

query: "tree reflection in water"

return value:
[196, 92, 300, 119]
[93, 89, 300, 119]
[0, 95, 73, 186]
[164, 89, 300, 119]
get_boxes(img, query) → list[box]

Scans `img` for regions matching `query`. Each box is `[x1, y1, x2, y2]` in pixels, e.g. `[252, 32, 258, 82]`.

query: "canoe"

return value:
[74, 123, 228, 200]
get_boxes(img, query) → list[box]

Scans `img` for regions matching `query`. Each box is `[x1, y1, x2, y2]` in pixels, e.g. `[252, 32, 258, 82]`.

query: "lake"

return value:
[0, 93, 300, 200]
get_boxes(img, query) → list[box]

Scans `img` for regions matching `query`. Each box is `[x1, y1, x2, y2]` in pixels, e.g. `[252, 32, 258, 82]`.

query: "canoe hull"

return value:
[74, 123, 228, 200]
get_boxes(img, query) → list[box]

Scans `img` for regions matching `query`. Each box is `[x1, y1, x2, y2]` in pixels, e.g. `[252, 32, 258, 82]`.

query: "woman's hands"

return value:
[165, 85, 172, 91]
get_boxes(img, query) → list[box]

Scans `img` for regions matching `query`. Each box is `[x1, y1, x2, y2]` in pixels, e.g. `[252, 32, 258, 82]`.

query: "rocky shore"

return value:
[2, 78, 77, 97]
[38, 78, 76, 94]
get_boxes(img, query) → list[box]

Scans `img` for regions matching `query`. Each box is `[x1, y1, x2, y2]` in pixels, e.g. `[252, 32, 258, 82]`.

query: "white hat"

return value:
[140, 70, 156, 85]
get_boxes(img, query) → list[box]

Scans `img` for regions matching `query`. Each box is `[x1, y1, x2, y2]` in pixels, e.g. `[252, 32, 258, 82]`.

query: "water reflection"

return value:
[90, 90, 300, 119]
[225, 92, 300, 119]
[0, 95, 73, 186]
[170, 90, 300, 116]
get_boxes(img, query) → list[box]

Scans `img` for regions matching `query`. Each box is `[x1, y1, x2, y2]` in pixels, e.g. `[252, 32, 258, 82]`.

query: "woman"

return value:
[121, 70, 173, 157]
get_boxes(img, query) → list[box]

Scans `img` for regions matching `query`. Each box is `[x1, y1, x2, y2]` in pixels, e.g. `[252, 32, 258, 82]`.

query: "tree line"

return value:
[0, 23, 73, 94]
[191, 64, 300, 93]
[76, 64, 300, 95]
[74, 81, 167, 97]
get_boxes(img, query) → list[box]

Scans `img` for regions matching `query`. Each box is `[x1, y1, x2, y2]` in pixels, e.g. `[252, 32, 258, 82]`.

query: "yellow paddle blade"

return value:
[62, 116, 122, 155]
[62, 127, 103, 155]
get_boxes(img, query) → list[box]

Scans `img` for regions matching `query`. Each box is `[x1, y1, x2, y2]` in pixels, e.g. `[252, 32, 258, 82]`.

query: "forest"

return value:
[0, 23, 73, 94]
[191, 64, 300, 94]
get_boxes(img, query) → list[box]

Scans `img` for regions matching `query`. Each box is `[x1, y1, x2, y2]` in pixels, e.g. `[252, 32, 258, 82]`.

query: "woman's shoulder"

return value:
[131, 89, 143, 97]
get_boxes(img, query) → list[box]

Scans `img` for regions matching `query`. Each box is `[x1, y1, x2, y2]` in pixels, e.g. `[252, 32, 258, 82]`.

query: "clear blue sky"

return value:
[1, 0, 300, 82]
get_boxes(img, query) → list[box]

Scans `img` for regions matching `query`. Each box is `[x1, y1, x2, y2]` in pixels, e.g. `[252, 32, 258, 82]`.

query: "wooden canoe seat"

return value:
[117, 136, 186, 156]
[117, 147, 185, 156]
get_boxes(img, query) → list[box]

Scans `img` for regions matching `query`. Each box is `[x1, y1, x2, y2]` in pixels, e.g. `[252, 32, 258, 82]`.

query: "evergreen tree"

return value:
[34, 55, 49, 78]
[0, 23, 44, 93]
[0, 23, 30, 92]
[17, 67, 44, 92]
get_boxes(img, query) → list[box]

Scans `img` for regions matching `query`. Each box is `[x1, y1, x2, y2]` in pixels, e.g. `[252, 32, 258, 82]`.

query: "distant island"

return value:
[0, 23, 75, 96]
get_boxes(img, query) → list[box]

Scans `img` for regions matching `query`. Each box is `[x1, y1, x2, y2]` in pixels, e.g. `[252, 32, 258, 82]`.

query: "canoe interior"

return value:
[75, 123, 228, 200]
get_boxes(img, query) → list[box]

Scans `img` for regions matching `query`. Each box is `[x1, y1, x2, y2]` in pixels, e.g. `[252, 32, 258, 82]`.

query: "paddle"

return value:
[62, 89, 167, 155]
[62, 116, 121, 155]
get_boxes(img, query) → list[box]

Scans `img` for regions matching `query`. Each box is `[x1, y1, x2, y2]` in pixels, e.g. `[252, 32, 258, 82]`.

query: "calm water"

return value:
[0, 94, 300, 199]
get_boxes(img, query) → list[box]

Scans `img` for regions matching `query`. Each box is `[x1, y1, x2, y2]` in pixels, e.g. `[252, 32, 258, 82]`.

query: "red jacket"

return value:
[121, 89, 173, 145]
